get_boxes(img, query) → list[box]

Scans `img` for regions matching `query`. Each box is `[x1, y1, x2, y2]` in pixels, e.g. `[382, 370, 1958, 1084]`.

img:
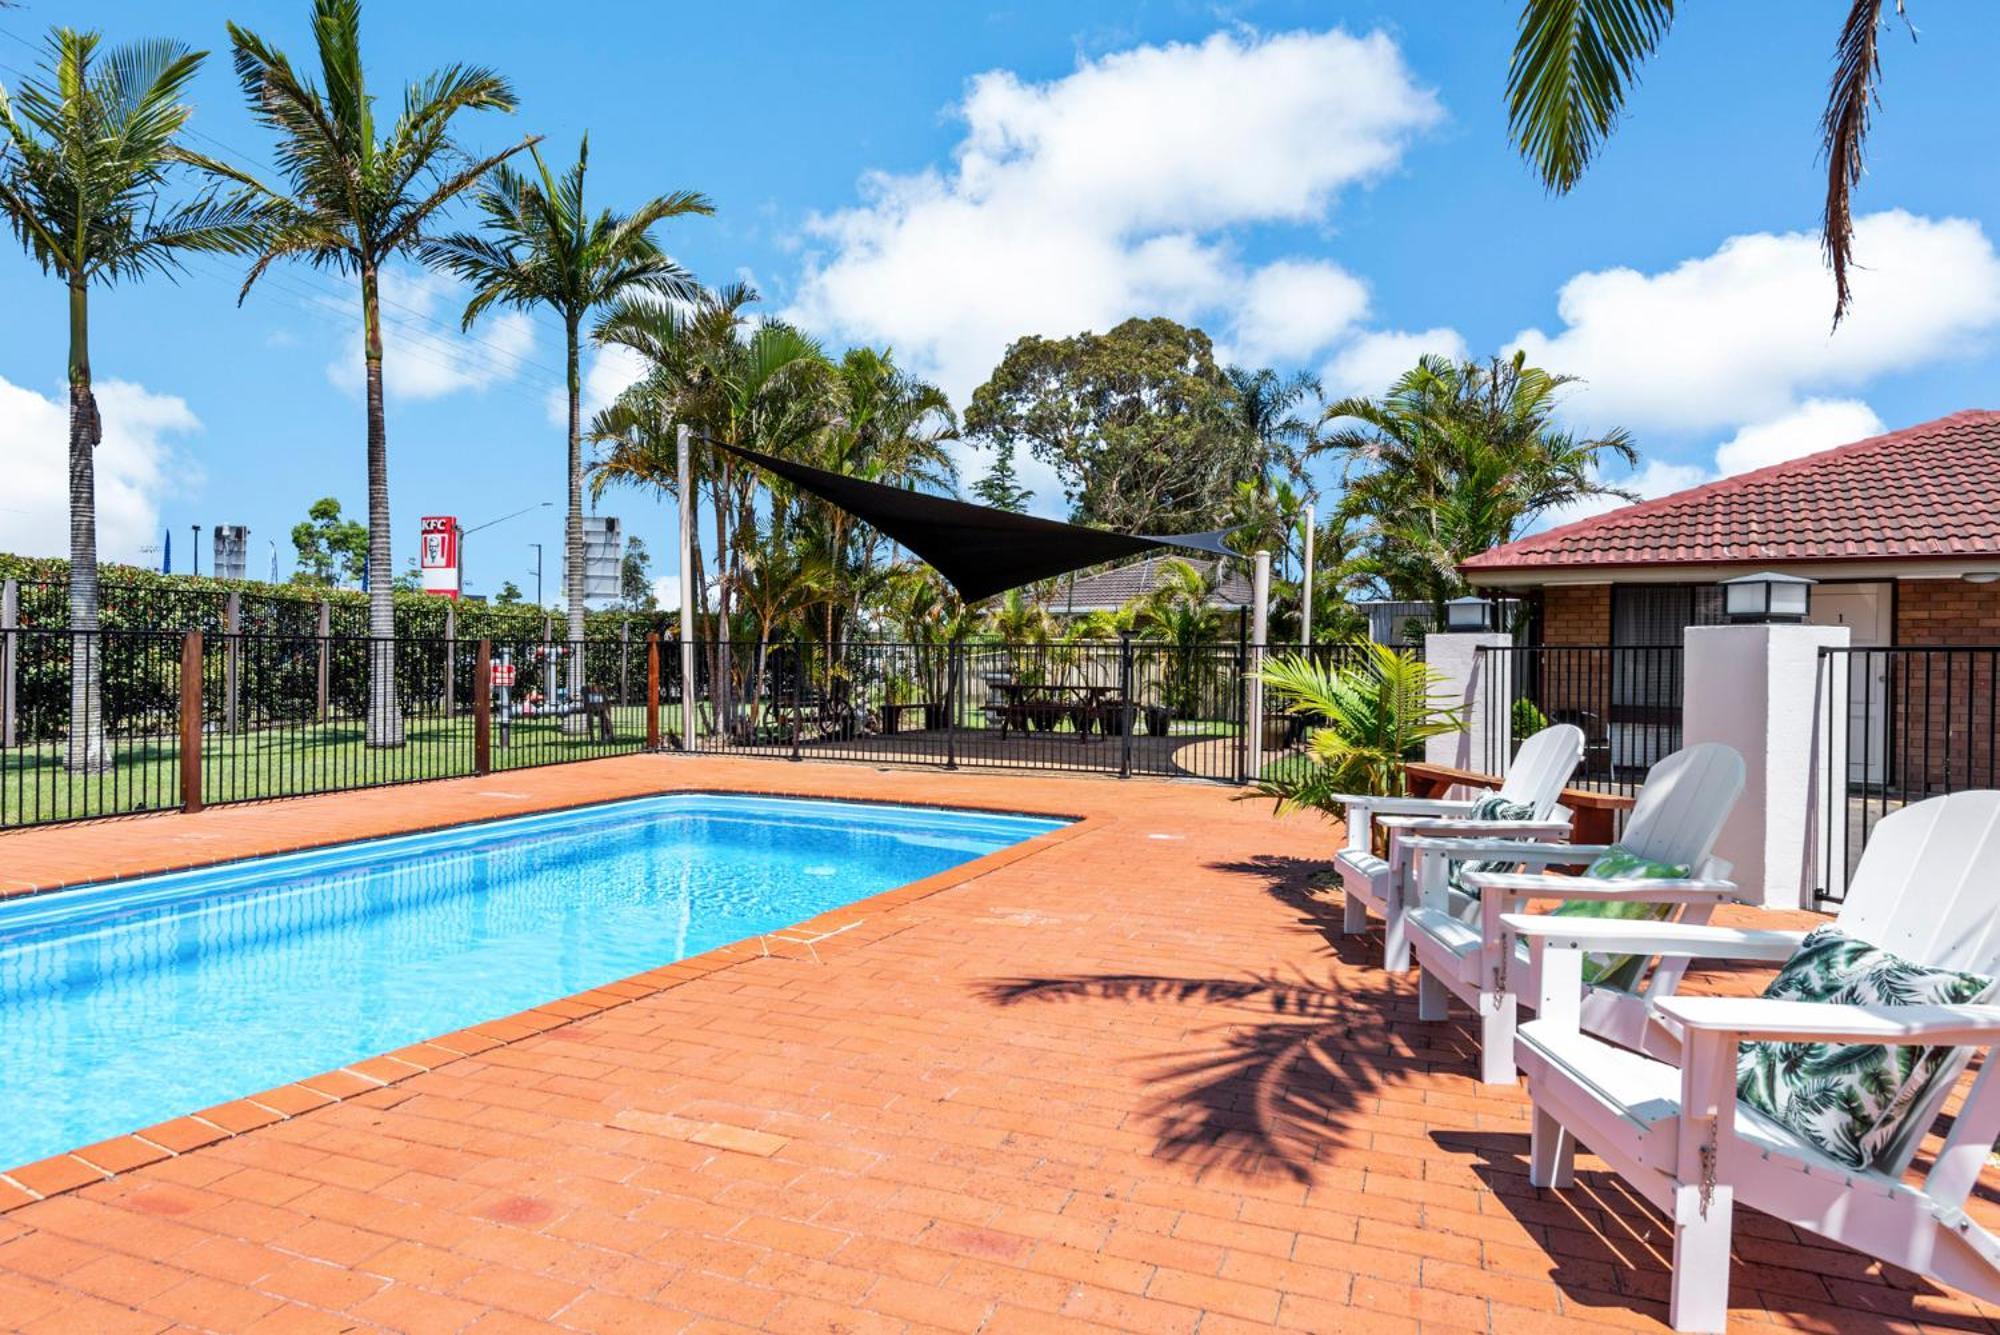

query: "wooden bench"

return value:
[1403, 761, 1633, 846]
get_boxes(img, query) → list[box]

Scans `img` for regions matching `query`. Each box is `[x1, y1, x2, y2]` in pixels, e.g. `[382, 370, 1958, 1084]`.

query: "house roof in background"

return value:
[1462, 410, 2000, 577]
[1035, 555, 1253, 612]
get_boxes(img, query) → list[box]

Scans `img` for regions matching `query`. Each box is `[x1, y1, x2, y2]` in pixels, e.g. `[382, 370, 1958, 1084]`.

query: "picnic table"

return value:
[989, 682, 1131, 741]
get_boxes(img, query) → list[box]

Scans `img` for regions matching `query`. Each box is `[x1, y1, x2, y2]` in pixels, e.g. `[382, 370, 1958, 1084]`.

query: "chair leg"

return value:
[1478, 993, 1517, 1085]
[1342, 892, 1368, 935]
[1383, 907, 1410, 973]
[1418, 967, 1449, 1021]
[1528, 1105, 1574, 1188]
[1668, 1181, 1734, 1333]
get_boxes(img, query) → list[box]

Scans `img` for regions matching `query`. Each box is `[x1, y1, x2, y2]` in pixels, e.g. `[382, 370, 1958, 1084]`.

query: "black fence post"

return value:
[1235, 613, 1250, 784]
[1118, 631, 1134, 779]
[944, 635, 961, 770]
[791, 637, 804, 762]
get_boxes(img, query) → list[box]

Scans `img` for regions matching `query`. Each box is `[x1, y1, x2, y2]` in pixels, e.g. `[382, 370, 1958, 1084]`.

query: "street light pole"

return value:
[191, 525, 202, 578]
[528, 543, 544, 607]
[455, 500, 551, 599]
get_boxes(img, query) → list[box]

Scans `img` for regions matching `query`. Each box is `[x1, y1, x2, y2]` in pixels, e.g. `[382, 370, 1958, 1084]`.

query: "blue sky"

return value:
[4, 2, 1999, 600]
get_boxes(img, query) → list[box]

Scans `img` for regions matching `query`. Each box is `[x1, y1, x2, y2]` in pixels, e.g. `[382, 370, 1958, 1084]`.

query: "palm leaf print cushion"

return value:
[1737, 925, 1994, 1170]
[1443, 794, 1540, 895]
[1546, 846, 1692, 987]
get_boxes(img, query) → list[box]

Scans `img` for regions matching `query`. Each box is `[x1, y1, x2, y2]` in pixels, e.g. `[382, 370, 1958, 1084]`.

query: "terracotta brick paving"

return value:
[0, 756, 1995, 1333]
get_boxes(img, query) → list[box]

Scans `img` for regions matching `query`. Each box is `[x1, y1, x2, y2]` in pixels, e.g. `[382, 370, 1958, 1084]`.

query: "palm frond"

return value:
[1821, 0, 1895, 327]
[1507, 0, 1676, 192]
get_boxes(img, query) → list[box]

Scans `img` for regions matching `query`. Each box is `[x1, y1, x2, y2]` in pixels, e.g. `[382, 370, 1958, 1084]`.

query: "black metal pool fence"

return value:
[0, 630, 1389, 829]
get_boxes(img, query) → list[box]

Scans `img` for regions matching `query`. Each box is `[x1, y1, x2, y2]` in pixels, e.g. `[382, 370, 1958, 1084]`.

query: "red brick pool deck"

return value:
[0, 756, 1992, 1333]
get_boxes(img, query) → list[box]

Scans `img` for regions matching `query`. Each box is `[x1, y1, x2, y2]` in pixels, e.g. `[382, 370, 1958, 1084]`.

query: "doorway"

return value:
[1809, 581, 1892, 785]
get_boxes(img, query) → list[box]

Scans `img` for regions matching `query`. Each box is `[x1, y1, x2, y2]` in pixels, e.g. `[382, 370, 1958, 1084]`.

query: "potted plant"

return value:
[880, 672, 921, 734]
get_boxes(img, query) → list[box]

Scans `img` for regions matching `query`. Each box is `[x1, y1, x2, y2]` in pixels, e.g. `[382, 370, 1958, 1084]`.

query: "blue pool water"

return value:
[0, 794, 1063, 1168]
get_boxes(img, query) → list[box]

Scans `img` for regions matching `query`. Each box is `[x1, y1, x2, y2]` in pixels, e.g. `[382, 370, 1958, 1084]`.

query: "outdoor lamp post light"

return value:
[1444, 595, 1491, 632]
[1721, 571, 1815, 623]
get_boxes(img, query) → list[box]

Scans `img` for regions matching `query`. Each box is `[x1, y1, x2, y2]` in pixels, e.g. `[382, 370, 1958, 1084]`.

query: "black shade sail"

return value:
[715, 441, 1238, 604]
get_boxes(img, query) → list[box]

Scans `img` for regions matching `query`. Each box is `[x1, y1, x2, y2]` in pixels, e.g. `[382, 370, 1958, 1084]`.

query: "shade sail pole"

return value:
[1248, 549, 1270, 780]
[677, 424, 697, 753]
[1301, 504, 1315, 648]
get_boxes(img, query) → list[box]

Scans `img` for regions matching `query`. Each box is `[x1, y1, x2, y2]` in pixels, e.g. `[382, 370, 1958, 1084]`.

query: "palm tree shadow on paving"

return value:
[981, 970, 1425, 1184]
[974, 847, 1509, 1183]
[1434, 1131, 1997, 1332]
[1202, 852, 1384, 966]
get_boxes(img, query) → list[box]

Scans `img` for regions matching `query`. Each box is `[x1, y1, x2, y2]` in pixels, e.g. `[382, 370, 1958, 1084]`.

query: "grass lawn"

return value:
[0, 705, 685, 827]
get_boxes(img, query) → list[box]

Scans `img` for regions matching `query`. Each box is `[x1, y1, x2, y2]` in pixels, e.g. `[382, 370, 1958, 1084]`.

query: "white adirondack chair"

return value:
[1333, 723, 1584, 972]
[1401, 741, 1747, 1084]
[1508, 791, 2000, 1331]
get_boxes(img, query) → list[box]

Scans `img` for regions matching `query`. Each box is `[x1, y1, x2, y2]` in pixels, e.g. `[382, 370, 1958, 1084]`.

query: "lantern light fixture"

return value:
[1720, 571, 1815, 624]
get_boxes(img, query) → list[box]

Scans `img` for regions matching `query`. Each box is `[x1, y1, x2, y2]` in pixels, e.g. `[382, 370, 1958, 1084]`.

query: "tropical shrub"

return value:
[1249, 643, 1462, 816]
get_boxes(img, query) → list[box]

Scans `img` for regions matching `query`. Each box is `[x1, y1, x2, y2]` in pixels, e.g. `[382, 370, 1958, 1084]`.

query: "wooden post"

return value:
[1, 578, 16, 749]
[315, 599, 330, 723]
[443, 603, 457, 718]
[179, 631, 203, 813]
[223, 591, 241, 734]
[474, 638, 493, 775]
[646, 633, 661, 750]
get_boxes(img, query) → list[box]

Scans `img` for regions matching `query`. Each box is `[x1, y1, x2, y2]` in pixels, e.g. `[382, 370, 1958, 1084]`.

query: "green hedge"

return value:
[0, 554, 670, 641]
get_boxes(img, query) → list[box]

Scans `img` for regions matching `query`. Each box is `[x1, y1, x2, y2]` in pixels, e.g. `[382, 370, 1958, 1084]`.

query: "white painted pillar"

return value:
[1421, 632, 1514, 773]
[1246, 550, 1271, 779]
[1682, 622, 1849, 909]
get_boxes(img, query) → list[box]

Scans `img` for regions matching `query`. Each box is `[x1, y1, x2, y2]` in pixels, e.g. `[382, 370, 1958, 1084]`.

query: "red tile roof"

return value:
[1462, 409, 2000, 574]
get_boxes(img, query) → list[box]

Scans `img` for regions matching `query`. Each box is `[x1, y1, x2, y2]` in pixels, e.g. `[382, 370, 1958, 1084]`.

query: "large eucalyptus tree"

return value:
[424, 137, 710, 726]
[227, 0, 533, 745]
[0, 27, 261, 770]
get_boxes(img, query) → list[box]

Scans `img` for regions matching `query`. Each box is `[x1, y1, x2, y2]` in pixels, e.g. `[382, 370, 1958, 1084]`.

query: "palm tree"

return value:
[227, 0, 533, 745]
[0, 28, 261, 770]
[1250, 645, 1463, 805]
[1224, 365, 1320, 490]
[593, 286, 832, 737]
[1319, 352, 1636, 617]
[1506, 0, 1899, 323]
[423, 137, 711, 728]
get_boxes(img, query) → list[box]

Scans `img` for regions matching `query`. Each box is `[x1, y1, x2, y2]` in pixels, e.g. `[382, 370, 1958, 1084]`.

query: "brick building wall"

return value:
[1885, 579, 2000, 792]
[1539, 584, 1610, 645]
[1510, 586, 1614, 771]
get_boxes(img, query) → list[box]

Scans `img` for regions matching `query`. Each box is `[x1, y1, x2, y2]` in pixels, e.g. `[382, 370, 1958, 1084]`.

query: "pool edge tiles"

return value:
[0, 794, 1090, 1212]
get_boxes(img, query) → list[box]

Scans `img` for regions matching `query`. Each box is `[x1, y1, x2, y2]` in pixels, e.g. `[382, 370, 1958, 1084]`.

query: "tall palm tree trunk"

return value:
[561, 315, 588, 733]
[361, 265, 404, 748]
[65, 280, 109, 772]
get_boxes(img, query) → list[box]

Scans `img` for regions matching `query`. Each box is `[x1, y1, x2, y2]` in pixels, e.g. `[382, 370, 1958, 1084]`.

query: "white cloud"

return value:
[0, 374, 201, 563]
[1712, 397, 1884, 476]
[569, 344, 651, 427]
[324, 266, 537, 403]
[786, 27, 1441, 399]
[1226, 260, 1370, 367]
[1510, 210, 2000, 433]
[1319, 325, 1468, 400]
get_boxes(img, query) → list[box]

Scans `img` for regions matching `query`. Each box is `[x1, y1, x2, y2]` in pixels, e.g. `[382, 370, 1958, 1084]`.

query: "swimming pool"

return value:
[0, 793, 1065, 1169]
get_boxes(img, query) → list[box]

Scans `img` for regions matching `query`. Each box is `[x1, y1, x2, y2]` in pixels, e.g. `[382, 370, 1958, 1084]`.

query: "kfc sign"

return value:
[419, 515, 459, 598]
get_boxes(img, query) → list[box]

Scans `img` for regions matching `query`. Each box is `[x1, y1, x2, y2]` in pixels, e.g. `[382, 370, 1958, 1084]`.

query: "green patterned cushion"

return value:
[1444, 795, 1539, 895]
[1546, 846, 1693, 987]
[1737, 926, 1994, 1170]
